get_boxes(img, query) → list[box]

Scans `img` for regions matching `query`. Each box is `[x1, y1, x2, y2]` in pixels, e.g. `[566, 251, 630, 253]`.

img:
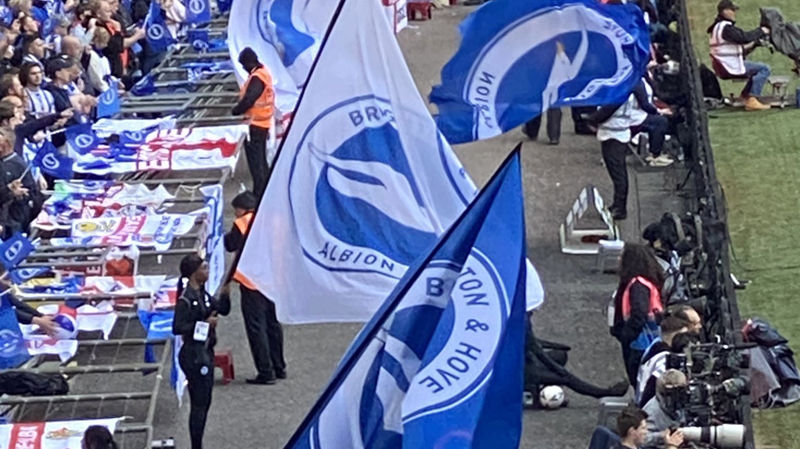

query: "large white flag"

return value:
[239, 0, 543, 323]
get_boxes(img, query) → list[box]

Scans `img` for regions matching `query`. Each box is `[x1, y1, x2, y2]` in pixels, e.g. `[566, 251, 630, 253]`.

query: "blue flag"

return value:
[285, 150, 527, 449]
[0, 295, 30, 369]
[32, 140, 74, 179]
[186, 0, 210, 24]
[0, 6, 13, 27]
[97, 84, 121, 118]
[65, 123, 102, 154]
[119, 127, 154, 145]
[138, 310, 174, 363]
[8, 267, 48, 285]
[217, 0, 231, 13]
[430, 0, 650, 144]
[188, 29, 209, 52]
[131, 74, 156, 96]
[145, 0, 176, 52]
[0, 233, 35, 271]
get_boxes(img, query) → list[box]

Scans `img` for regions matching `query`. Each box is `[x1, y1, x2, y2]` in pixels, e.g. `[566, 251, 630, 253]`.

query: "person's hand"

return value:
[206, 315, 218, 329]
[658, 108, 673, 116]
[133, 27, 146, 40]
[88, 18, 98, 30]
[32, 130, 46, 142]
[32, 316, 60, 338]
[8, 179, 28, 198]
[663, 429, 684, 448]
[60, 108, 74, 119]
[761, 26, 771, 35]
[54, 117, 68, 128]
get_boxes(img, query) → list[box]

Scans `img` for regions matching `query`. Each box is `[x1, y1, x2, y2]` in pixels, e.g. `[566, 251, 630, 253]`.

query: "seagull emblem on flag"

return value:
[541, 26, 589, 112]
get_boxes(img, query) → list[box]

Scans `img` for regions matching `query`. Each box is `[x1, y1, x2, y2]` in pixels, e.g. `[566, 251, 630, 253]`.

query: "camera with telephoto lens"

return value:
[667, 341, 753, 427]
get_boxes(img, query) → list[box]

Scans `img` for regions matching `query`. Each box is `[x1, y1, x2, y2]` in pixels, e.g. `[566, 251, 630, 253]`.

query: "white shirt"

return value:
[597, 95, 636, 143]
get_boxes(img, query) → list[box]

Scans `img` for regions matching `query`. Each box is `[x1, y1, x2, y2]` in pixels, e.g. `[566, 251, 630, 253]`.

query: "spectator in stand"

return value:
[86, 27, 112, 94]
[82, 425, 119, 449]
[45, 15, 71, 56]
[18, 13, 38, 37]
[635, 315, 688, 406]
[708, 0, 772, 111]
[0, 71, 23, 99]
[71, 3, 97, 46]
[611, 244, 665, 386]
[20, 62, 55, 118]
[93, 0, 145, 82]
[18, 34, 47, 68]
[0, 95, 72, 158]
[0, 126, 43, 236]
[8, 0, 32, 16]
[44, 56, 82, 127]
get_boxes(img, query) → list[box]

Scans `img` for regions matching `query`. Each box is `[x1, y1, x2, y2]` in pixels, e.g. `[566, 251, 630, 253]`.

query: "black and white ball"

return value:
[539, 385, 565, 409]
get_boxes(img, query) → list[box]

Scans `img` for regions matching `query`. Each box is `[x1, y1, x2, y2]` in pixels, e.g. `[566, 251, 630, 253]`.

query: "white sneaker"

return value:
[649, 154, 674, 167]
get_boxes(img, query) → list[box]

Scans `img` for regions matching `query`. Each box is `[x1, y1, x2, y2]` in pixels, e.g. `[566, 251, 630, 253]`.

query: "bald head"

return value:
[61, 36, 82, 58]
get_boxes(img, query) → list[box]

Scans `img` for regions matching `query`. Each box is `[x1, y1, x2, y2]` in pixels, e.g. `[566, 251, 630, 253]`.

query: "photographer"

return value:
[636, 316, 690, 407]
[643, 369, 688, 448]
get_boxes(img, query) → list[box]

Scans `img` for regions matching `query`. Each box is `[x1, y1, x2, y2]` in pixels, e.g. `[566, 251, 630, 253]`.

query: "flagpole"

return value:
[280, 146, 523, 449]
[220, 0, 353, 289]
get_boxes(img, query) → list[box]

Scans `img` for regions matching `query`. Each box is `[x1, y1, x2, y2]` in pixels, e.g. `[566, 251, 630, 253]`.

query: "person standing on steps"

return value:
[232, 48, 275, 199]
[224, 191, 286, 385]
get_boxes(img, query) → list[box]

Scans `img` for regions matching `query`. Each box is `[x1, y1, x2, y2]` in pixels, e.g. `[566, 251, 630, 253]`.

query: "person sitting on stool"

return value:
[708, 0, 772, 111]
[224, 191, 286, 385]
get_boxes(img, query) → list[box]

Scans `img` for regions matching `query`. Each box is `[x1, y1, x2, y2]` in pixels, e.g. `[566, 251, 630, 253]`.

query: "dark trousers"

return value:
[179, 346, 214, 449]
[631, 114, 668, 156]
[601, 139, 629, 213]
[246, 125, 271, 199]
[571, 106, 597, 135]
[621, 344, 644, 387]
[523, 108, 562, 143]
[241, 286, 285, 377]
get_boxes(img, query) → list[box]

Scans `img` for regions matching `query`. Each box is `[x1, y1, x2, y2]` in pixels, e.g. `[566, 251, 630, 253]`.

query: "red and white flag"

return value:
[0, 418, 121, 449]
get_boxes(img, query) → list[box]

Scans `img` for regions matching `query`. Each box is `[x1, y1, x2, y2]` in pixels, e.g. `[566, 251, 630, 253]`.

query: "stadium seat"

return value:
[214, 349, 235, 385]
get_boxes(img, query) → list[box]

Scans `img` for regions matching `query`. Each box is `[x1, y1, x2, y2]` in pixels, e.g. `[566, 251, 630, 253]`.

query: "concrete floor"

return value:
[148, 5, 695, 448]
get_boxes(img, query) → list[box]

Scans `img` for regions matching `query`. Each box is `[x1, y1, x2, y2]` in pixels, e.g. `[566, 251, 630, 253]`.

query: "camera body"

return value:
[667, 342, 752, 427]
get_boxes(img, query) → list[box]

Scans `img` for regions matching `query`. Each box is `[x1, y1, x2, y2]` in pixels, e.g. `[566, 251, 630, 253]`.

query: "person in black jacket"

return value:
[0, 126, 44, 238]
[224, 191, 286, 385]
[611, 244, 665, 386]
[172, 254, 230, 449]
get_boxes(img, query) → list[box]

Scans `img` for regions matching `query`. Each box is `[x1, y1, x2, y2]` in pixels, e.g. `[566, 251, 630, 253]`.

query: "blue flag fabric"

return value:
[188, 29, 209, 52]
[0, 6, 13, 27]
[217, 0, 231, 13]
[0, 295, 30, 369]
[0, 233, 35, 271]
[97, 84, 121, 118]
[138, 310, 174, 363]
[119, 127, 154, 145]
[285, 150, 527, 449]
[9, 267, 48, 285]
[186, 0, 211, 24]
[32, 140, 74, 179]
[145, 0, 176, 52]
[430, 0, 650, 144]
[65, 123, 102, 154]
[131, 74, 157, 96]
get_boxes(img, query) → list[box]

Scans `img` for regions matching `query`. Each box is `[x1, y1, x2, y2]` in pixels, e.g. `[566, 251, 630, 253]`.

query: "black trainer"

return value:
[275, 369, 287, 380]
[246, 374, 277, 385]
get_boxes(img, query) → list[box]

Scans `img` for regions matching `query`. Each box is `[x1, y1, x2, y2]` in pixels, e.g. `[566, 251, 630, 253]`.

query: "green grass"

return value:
[687, 2, 800, 448]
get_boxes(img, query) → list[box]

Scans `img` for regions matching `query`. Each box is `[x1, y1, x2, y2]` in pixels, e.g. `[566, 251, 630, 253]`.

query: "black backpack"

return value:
[0, 372, 69, 396]
[700, 63, 723, 100]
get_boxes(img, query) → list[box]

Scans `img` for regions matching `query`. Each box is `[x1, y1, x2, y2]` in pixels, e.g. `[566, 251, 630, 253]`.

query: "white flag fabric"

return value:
[0, 418, 121, 448]
[239, 0, 544, 323]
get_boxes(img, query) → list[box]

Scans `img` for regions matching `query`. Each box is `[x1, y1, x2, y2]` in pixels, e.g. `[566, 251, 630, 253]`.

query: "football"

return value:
[539, 385, 565, 409]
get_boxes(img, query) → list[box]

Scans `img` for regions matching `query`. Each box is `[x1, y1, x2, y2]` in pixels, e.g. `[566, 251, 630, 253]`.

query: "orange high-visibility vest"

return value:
[232, 212, 257, 290]
[620, 276, 663, 320]
[240, 67, 275, 128]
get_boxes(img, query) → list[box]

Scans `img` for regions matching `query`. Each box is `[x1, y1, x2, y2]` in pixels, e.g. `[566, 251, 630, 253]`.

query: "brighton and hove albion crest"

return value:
[289, 96, 440, 280]
[310, 250, 509, 446]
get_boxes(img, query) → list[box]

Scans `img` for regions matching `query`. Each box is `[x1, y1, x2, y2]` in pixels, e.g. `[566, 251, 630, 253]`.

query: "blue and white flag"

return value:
[119, 127, 154, 145]
[32, 140, 74, 179]
[227, 0, 338, 113]
[238, 0, 543, 324]
[0, 6, 13, 27]
[0, 233, 35, 271]
[218, 0, 232, 12]
[145, 0, 176, 53]
[285, 150, 527, 449]
[65, 123, 102, 154]
[0, 295, 30, 369]
[137, 310, 174, 363]
[188, 29, 210, 52]
[430, 0, 650, 144]
[97, 84, 121, 118]
[8, 267, 48, 285]
[186, 0, 211, 24]
[131, 74, 156, 96]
